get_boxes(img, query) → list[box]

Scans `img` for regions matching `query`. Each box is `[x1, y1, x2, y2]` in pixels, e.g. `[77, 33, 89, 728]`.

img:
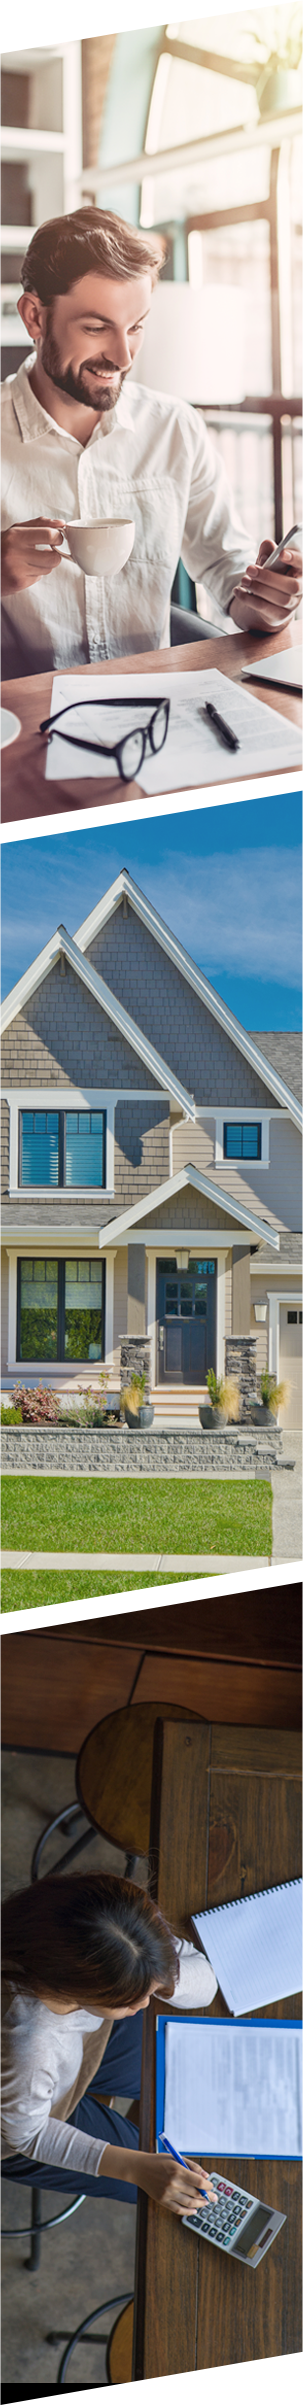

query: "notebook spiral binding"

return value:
[201, 1879, 300, 1914]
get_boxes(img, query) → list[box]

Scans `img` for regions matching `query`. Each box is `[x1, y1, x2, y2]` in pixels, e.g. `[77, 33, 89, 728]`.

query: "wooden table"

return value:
[1, 620, 301, 825]
[2, 1579, 301, 1756]
[132, 1718, 302, 2379]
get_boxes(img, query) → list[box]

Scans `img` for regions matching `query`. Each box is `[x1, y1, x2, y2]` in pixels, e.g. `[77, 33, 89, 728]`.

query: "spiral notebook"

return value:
[192, 1879, 302, 2017]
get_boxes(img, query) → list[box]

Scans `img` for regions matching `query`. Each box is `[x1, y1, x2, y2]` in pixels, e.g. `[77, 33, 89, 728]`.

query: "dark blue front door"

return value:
[156, 1256, 217, 1384]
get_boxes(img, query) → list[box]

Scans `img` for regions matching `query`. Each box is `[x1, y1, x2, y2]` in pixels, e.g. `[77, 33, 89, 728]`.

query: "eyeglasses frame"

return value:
[40, 696, 170, 783]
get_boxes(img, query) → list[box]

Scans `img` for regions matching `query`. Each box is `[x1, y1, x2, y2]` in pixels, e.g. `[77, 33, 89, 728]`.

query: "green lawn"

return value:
[2, 1475, 271, 1557]
[1, 1568, 213, 1614]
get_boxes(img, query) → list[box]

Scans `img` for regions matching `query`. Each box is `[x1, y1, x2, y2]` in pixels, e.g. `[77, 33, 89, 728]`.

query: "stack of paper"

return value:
[45, 667, 302, 790]
[164, 2017, 302, 2158]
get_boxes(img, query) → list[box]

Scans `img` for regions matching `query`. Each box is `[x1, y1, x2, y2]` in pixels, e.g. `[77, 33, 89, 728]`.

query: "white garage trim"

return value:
[268, 1290, 302, 1380]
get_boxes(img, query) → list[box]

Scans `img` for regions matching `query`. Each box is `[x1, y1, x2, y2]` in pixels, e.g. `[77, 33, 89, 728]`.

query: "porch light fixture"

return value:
[176, 1251, 189, 1270]
[254, 1302, 267, 1322]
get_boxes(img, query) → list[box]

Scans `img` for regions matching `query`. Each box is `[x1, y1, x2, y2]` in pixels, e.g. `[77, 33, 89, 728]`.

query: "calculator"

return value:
[182, 2170, 286, 2266]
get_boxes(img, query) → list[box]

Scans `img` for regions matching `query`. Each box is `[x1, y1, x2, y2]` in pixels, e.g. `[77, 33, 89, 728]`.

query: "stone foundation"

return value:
[120, 1335, 152, 1397]
[225, 1335, 257, 1420]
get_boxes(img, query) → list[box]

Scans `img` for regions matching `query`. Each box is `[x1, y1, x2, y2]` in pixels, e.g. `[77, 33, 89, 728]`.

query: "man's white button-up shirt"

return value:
[1, 353, 251, 676]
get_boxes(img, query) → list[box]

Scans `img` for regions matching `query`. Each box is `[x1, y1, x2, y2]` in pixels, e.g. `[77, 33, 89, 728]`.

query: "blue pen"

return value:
[159, 2132, 211, 2200]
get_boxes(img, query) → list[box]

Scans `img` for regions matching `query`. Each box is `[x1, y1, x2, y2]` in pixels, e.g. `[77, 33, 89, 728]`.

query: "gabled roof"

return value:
[98, 1163, 280, 1251]
[75, 869, 302, 1134]
[0, 923, 195, 1124]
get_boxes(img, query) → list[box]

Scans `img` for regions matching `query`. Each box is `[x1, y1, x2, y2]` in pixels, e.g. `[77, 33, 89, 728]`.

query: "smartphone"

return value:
[269, 521, 300, 567]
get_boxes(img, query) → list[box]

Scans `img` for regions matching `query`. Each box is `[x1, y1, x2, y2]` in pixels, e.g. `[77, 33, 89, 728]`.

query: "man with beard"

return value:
[1, 206, 301, 677]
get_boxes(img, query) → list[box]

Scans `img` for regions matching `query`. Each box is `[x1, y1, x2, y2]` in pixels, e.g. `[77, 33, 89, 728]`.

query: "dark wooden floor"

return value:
[2, 1584, 301, 1753]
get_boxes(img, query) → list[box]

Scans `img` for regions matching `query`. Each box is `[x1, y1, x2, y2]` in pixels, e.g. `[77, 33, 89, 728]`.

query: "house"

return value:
[1, 870, 302, 1427]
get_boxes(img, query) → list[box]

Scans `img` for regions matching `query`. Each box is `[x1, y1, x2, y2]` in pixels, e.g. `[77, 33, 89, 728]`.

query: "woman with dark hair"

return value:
[2, 1875, 217, 2216]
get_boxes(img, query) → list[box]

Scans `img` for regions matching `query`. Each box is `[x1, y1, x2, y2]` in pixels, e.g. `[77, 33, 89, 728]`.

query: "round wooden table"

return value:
[107, 2298, 133, 2384]
[77, 1700, 202, 1864]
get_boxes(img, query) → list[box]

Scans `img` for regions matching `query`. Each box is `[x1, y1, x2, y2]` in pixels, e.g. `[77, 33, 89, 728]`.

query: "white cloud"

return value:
[139, 844, 302, 987]
[1, 840, 302, 999]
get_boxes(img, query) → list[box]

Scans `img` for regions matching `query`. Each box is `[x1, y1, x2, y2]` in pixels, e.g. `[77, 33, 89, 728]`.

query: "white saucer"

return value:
[1, 708, 21, 750]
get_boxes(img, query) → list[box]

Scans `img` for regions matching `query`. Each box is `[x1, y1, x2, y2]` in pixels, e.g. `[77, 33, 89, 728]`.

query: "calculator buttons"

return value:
[183, 2171, 255, 2251]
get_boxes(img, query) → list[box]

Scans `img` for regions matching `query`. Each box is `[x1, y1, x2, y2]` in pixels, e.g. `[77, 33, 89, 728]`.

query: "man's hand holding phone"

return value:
[230, 529, 302, 634]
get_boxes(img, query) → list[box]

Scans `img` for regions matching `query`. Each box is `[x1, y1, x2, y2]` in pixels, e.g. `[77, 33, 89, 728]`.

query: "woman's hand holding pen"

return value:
[100, 2146, 217, 2215]
[229, 537, 302, 633]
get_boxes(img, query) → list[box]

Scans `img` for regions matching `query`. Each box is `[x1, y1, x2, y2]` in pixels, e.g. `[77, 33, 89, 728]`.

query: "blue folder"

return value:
[155, 2014, 302, 2160]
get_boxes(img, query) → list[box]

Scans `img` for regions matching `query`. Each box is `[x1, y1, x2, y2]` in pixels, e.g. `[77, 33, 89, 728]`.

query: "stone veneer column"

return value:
[225, 1334, 257, 1419]
[120, 1336, 152, 1396]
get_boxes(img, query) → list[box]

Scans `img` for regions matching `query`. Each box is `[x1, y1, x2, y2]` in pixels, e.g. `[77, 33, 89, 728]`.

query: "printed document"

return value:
[164, 2019, 302, 2158]
[44, 668, 302, 789]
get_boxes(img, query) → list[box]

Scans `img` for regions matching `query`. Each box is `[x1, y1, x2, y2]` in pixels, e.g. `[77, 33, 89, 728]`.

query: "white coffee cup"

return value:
[65, 517, 135, 577]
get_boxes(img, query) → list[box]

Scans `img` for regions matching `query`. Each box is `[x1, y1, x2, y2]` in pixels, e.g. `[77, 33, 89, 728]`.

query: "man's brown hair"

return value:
[21, 207, 167, 306]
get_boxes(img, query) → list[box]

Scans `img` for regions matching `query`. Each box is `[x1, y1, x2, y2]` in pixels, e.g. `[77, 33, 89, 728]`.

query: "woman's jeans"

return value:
[2, 2012, 143, 2204]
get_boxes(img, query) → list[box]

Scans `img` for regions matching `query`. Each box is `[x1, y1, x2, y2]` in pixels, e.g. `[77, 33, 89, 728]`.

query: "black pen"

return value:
[204, 701, 240, 752]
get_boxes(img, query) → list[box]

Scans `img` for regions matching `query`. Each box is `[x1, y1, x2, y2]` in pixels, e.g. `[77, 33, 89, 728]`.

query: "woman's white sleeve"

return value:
[164, 1936, 218, 2010]
[1, 2040, 108, 2180]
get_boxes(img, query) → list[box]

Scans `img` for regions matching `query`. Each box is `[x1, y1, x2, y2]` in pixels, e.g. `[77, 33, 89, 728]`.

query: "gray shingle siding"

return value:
[114, 1100, 169, 1203]
[1, 1099, 169, 1230]
[1, 959, 160, 1091]
[86, 904, 282, 1107]
[143, 1191, 248, 1232]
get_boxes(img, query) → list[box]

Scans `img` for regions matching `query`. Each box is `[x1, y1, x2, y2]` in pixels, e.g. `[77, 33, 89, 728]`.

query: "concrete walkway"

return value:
[2, 1548, 270, 1573]
[271, 1431, 302, 1563]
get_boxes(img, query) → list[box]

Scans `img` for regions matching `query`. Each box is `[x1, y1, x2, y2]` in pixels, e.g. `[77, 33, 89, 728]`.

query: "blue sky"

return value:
[1, 788, 302, 1027]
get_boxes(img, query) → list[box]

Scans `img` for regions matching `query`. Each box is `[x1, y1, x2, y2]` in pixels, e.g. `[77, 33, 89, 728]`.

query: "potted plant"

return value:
[121, 1370, 154, 1430]
[199, 1370, 240, 1431]
[248, 1370, 288, 1426]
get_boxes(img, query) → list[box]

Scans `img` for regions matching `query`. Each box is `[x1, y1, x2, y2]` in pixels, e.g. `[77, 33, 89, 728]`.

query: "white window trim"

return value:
[3, 1088, 172, 1200]
[214, 1114, 270, 1167]
[5, 1244, 113, 1378]
[3, 1090, 115, 1198]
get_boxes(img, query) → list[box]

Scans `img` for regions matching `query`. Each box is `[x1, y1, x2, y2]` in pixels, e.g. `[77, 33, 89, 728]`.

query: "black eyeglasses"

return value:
[40, 696, 170, 783]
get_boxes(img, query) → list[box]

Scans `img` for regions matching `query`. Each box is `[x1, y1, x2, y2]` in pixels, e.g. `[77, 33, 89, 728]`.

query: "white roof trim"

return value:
[1, 925, 195, 1124]
[98, 1162, 280, 1251]
[251, 1257, 301, 1273]
[75, 869, 302, 1134]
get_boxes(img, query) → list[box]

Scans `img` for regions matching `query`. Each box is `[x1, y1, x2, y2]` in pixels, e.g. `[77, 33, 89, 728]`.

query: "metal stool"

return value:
[47, 2290, 133, 2387]
[31, 1799, 97, 1883]
[1, 2182, 85, 2272]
